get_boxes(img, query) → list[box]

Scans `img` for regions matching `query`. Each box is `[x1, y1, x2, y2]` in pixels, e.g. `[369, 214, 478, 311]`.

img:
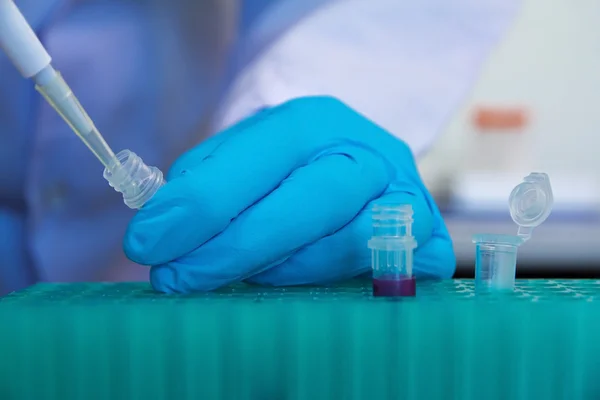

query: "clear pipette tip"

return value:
[34, 66, 119, 169]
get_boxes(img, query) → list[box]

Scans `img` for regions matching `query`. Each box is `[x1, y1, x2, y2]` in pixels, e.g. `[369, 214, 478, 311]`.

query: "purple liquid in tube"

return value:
[368, 204, 417, 297]
[373, 276, 416, 297]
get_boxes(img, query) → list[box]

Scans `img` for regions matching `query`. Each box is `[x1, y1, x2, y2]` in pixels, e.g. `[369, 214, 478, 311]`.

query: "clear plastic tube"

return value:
[471, 172, 553, 294]
[103, 150, 165, 209]
[473, 234, 524, 293]
[368, 204, 417, 297]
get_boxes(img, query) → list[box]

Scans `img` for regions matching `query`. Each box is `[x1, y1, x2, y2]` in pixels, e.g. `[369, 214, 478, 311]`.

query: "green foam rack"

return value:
[0, 279, 599, 400]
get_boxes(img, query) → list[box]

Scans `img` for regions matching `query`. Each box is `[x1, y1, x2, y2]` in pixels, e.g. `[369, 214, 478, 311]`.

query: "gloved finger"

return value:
[164, 107, 274, 181]
[124, 106, 322, 266]
[148, 147, 390, 293]
[247, 190, 454, 286]
[412, 227, 456, 279]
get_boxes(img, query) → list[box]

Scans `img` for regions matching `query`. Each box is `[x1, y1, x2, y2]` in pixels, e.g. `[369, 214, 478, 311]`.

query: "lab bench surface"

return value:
[0, 280, 599, 400]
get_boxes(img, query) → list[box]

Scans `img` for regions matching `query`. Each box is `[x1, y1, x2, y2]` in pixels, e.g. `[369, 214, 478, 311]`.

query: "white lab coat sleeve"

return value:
[214, 0, 522, 158]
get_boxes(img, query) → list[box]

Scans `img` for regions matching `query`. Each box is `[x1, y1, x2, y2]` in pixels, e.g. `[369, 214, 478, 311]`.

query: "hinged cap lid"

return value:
[508, 172, 553, 240]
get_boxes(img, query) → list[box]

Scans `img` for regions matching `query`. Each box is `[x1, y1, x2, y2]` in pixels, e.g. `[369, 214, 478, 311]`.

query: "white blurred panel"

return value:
[418, 0, 600, 267]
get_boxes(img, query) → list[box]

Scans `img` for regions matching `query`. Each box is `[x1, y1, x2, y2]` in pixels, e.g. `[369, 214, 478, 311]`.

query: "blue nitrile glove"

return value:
[124, 96, 455, 293]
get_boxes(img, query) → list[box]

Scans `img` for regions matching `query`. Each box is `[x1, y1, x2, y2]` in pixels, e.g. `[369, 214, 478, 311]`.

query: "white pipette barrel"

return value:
[0, 0, 51, 78]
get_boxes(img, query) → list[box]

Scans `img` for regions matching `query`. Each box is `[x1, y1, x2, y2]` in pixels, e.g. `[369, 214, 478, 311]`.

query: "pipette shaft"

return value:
[0, 0, 164, 209]
[0, 0, 119, 170]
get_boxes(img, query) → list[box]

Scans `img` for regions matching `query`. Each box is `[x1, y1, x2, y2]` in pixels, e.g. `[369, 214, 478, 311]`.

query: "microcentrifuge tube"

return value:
[368, 204, 417, 297]
[473, 172, 553, 293]
[473, 234, 524, 292]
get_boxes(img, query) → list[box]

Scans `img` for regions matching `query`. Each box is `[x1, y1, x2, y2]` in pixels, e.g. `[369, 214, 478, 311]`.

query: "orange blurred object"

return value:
[473, 106, 529, 131]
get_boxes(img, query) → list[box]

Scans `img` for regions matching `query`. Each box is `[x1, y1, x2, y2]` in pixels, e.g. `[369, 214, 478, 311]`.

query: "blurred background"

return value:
[417, 0, 600, 277]
[2, 0, 598, 295]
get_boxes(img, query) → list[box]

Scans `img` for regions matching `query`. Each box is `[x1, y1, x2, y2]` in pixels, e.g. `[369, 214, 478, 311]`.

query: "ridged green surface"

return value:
[0, 279, 599, 400]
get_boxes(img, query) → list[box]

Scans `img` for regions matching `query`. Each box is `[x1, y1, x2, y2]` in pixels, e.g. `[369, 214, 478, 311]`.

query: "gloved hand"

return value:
[124, 96, 455, 293]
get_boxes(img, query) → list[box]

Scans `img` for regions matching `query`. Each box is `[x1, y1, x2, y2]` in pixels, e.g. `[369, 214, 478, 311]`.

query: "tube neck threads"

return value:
[371, 204, 414, 238]
[103, 150, 164, 209]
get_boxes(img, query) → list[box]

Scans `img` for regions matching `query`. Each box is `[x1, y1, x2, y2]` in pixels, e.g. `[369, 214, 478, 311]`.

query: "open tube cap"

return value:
[508, 172, 553, 240]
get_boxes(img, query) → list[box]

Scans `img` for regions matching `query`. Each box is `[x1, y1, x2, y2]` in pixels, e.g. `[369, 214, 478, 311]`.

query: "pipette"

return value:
[0, 0, 164, 209]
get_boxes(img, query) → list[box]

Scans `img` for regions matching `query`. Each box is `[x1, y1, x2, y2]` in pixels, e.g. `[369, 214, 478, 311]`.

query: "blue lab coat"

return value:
[0, 0, 520, 294]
